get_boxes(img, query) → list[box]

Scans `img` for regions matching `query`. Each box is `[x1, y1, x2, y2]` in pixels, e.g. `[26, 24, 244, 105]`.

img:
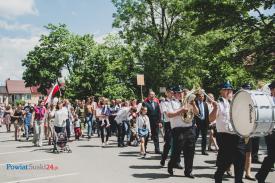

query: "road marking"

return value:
[2, 172, 79, 183]
[0, 150, 32, 156]
[0, 143, 27, 147]
[0, 158, 54, 166]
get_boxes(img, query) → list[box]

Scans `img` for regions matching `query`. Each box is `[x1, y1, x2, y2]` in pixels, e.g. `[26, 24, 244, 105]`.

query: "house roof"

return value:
[6, 80, 31, 94]
[0, 86, 7, 94]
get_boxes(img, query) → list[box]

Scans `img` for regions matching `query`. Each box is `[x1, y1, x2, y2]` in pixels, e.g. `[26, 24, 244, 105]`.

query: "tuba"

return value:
[181, 88, 197, 123]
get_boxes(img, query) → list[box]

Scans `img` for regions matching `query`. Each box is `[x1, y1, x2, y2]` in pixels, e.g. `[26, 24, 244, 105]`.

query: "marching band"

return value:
[1, 80, 274, 183]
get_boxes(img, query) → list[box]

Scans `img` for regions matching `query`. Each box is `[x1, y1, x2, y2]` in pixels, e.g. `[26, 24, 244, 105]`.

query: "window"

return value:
[26, 94, 31, 100]
[15, 95, 21, 100]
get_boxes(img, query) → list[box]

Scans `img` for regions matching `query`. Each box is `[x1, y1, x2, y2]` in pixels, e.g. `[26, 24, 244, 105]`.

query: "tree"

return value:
[186, 0, 275, 81]
[22, 24, 72, 94]
[112, 0, 197, 92]
[65, 34, 140, 100]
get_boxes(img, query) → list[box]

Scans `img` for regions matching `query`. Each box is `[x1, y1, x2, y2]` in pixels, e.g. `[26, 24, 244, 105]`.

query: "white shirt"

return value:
[136, 115, 151, 133]
[160, 99, 171, 123]
[167, 99, 193, 129]
[216, 98, 234, 134]
[54, 108, 67, 127]
[74, 119, 81, 128]
[114, 107, 130, 124]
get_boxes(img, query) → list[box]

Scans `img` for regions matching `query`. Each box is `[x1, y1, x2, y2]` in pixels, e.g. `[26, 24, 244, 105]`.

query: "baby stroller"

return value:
[53, 128, 72, 154]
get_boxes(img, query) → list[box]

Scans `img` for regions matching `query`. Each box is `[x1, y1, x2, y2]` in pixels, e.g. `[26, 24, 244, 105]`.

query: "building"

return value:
[0, 86, 9, 105]
[30, 86, 44, 104]
[6, 80, 32, 104]
[2, 79, 63, 105]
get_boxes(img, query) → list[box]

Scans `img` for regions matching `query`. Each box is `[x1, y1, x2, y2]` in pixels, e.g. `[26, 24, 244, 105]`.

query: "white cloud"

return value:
[0, 0, 38, 19]
[0, 20, 47, 36]
[0, 36, 39, 83]
[0, 20, 33, 31]
[94, 30, 118, 43]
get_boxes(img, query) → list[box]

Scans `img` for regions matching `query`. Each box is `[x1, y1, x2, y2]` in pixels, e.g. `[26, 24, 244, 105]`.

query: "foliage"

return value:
[22, 1, 274, 99]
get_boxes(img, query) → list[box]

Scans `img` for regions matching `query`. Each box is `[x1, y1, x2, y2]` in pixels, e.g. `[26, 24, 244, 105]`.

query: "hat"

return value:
[268, 80, 275, 89]
[241, 83, 252, 90]
[166, 86, 174, 92]
[173, 85, 183, 93]
[220, 81, 234, 90]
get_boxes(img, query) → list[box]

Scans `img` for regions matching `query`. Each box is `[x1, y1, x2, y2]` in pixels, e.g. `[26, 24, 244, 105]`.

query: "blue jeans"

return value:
[123, 120, 130, 142]
[24, 123, 30, 139]
[87, 113, 93, 137]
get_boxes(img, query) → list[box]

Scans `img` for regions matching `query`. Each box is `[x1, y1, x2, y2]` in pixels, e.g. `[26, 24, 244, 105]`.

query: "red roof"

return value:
[6, 80, 31, 94]
[6, 80, 65, 95]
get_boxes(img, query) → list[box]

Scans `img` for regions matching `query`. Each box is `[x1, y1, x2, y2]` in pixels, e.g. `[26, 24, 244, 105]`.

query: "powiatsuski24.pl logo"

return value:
[6, 163, 59, 170]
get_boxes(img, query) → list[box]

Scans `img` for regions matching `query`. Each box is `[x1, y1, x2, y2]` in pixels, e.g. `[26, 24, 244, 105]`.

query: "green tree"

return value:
[112, 0, 196, 92]
[186, 0, 275, 81]
[22, 24, 72, 94]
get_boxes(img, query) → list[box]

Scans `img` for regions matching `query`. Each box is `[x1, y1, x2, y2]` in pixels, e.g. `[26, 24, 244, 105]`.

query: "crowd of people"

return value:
[0, 80, 274, 183]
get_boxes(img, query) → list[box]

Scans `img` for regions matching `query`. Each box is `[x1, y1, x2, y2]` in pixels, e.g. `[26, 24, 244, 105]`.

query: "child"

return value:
[136, 106, 151, 158]
[74, 115, 81, 140]
[129, 107, 138, 146]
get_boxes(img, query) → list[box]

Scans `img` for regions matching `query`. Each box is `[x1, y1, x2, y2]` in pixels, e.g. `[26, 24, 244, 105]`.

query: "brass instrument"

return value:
[181, 88, 197, 123]
[180, 86, 214, 123]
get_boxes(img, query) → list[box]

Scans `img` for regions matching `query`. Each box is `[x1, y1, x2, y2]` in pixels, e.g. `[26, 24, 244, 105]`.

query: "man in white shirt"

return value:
[209, 81, 246, 183]
[256, 80, 275, 183]
[160, 86, 182, 168]
[166, 85, 199, 178]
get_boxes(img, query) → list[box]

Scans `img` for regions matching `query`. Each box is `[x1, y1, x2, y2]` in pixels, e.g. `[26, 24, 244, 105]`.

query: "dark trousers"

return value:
[215, 133, 245, 183]
[162, 122, 172, 160]
[168, 127, 195, 175]
[256, 131, 275, 181]
[66, 119, 71, 139]
[195, 121, 208, 153]
[149, 122, 160, 152]
[251, 137, 260, 161]
[117, 122, 125, 146]
[109, 116, 117, 135]
[99, 120, 111, 143]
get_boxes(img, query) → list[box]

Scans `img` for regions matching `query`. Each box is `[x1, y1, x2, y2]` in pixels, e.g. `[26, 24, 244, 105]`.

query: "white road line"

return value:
[0, 150, 32, 155]
[2, 172, 79, 183]
[0, 143, 28, 147]
[0, 158, 54, 166]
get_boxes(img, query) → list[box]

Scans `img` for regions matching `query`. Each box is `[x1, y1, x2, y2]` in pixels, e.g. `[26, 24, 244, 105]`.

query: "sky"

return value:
[0, 0, 116, 85]
[0, 1, 274, 85]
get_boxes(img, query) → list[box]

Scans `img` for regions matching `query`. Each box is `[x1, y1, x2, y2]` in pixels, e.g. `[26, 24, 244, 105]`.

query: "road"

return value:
[0, 126, 274, 183]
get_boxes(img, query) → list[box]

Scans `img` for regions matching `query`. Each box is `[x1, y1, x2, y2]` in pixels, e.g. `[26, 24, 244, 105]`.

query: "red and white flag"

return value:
[44, 83, 60, 104]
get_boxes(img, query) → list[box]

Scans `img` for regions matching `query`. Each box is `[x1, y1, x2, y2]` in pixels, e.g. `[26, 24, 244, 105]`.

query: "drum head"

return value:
[231, 91, 255, 136]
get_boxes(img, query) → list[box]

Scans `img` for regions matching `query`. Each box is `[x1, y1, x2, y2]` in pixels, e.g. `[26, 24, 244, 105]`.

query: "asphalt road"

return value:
[0, 126, 274, 183]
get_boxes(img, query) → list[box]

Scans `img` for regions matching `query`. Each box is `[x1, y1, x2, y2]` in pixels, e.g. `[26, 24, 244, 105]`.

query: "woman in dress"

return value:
[136, 106, 151, 158]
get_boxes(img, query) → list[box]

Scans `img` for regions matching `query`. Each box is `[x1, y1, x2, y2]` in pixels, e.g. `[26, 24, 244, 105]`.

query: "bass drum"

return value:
[230, 90, 275, 137]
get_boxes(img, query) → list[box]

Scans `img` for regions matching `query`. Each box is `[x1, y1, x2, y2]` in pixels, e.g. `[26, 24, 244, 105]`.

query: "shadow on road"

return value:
[132, 173, 170, 179]
[204, 160, 216, 165]
[193, 165, 215, 170]
[130, 165, 162, 169]
[77, 145, 100, 148]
